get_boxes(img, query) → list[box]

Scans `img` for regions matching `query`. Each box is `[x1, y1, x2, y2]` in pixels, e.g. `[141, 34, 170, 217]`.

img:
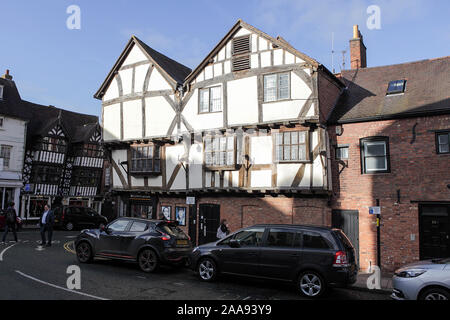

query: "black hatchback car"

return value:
[189, 224, 357, 298]
[75, 217, 192, 272]
[53, 206, 108, 231]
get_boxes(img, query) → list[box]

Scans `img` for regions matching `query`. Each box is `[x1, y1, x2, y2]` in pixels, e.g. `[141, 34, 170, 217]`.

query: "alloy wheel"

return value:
[425, 293, 448, 300]
[198, 259, 216, 281]
[66, 222, 74, 231]
[299, 273, 323, 297]
[139, 249, 158, 273]
[76, 242, 92, 263]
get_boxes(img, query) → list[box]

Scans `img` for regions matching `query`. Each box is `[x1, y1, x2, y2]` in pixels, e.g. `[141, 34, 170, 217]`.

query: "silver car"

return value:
[391, 258, 450, 300]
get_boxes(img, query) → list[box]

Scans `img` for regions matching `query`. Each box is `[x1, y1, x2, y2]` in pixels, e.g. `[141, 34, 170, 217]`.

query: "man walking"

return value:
[1, 202, 18, 244]
[40, 204, 54, 247]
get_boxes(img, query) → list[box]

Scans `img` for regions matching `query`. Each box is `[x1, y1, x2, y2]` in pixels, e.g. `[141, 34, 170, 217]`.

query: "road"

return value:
[0, 230, 390, 300]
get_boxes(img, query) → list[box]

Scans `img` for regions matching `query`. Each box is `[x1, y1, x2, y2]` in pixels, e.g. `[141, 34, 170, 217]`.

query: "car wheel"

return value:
[138, 249, 159, 273]
[297, 271, 326, 298]
[65, 222, 74, 231]
[420, 287, 449, 300]
[76, 242, 93, 263]
[198, 258, 217, 282]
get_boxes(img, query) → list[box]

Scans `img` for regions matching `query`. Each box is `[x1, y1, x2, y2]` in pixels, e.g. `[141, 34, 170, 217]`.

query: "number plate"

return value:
[177, 240, 188, 245]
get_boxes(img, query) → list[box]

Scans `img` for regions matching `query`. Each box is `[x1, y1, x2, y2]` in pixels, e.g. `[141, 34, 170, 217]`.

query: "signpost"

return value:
[370, 200, 381, 269]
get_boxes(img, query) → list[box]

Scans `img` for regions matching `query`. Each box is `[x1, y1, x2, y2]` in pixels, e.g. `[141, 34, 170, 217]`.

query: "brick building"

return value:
[328, 27, 450, 272]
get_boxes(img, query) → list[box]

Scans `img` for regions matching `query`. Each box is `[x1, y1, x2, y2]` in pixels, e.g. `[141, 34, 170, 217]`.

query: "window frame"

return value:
[263, 72, 291, 103]
[129, 144, 161, 175]
[198, 85, 223, 114]
[40, 136, 67, 154]
[360, 136, 391, 174]
[386, 79, 407, 95]
[0, 145, 12, 169]
[435, 131, 450, 155]
[71, 168, 102, 187]
[273, 130, 310, 163]
[203, 134, 238, 170]
[335, 145, 349, 160]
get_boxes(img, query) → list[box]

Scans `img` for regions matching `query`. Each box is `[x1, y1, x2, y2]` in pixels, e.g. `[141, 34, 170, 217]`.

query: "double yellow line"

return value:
[63, 241, 76, 254]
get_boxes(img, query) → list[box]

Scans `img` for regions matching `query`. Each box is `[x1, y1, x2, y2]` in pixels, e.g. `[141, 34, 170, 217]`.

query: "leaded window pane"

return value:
[227, 151, 234, 165]
[284, 146, 291, 160]
[283, 132, 290, 145]
[210, 86, 222, 112]
[199, 89, 209, 113]
[264, 74, 277, 102]
[278, 73, 289, 99]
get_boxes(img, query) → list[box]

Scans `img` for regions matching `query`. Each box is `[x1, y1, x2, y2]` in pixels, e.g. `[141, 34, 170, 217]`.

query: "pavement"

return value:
[351, 272, 393, 293]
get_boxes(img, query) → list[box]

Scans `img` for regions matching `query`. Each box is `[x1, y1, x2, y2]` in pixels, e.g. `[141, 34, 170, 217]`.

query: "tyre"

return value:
[76, 242, 93, 263]
[419, 287, 449, 300]
[138, 249, 159, 273]
[197, 258, 218, 282]
[297, 271, 326, 298]
[65, 222, 75, 231]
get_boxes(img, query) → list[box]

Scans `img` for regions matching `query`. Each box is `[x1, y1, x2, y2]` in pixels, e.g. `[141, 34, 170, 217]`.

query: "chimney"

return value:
[1, 69, 13, 80]
[349, 25, 367, 69]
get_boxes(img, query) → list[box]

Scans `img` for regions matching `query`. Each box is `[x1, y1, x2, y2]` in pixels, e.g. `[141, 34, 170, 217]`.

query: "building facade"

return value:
[0, 71, 27, 211]
[96, 20, 343, 243]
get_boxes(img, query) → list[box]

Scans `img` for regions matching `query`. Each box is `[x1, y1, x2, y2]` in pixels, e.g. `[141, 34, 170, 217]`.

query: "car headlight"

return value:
[394, 269, 427, 278]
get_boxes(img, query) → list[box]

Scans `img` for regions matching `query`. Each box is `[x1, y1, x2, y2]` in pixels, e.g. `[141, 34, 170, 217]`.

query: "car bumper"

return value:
[160, 247, 193, 264]
[391, 275, 423, 300]
[327, 264, 358, 286]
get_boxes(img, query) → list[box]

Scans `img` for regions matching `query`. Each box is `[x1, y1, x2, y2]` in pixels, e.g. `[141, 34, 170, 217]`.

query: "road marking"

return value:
[15, 270, 109, 300]
[64, 241, 76, 254]
[0, 243, 18, 261]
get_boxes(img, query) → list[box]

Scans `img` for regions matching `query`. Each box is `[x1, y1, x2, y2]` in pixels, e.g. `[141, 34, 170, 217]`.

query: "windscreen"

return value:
[333, 229, 354, 249]
[157, 223, 189, 239]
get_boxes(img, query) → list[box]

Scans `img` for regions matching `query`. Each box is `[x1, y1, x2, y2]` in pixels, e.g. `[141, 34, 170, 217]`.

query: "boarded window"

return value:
[275, 131, 308, 162]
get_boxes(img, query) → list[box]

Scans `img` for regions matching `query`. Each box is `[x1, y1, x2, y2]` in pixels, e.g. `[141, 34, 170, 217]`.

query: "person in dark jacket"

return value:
[39, 204, 54, 247]
[1, 202, 18, 244]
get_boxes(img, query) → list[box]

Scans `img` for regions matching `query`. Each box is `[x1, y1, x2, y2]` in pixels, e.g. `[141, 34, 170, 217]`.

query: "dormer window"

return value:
[387, 80, 406, 95]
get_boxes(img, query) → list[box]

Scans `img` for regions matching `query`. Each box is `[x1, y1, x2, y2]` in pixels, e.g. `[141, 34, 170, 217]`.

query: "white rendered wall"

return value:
[123, 100, 142, 140]
[145, 96, 176, 137]
[103, 77, 119, 101]
[103, 103, 121, 141]
[122, 44, 148, 66]
[250, 170, 272, 188]
[147, 68, 172, 91]
[111, 149, 128, 188]
[250, 136, 272, 164]
[227, 76, 258, 125]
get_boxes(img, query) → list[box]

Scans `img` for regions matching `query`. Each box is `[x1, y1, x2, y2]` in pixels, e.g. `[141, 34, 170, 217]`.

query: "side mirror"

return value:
[101, 225, 108, 233]
[229, 239, 240, 248]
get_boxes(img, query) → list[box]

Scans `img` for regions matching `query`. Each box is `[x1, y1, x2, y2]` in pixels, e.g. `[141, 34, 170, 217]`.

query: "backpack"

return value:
[6, 208, 16, 224]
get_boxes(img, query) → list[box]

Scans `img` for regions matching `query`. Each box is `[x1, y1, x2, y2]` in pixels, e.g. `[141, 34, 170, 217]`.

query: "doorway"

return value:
[419, 204, 450, 260]
[332, 209, 360, 266]
[198, 204, 220, 245]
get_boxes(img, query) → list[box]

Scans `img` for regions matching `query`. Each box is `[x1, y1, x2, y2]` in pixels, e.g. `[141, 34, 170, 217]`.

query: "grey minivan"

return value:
[189, 224, 358, 298]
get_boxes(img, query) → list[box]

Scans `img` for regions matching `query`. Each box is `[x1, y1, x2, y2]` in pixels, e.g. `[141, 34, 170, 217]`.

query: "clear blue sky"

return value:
[1, 0, 449, 119]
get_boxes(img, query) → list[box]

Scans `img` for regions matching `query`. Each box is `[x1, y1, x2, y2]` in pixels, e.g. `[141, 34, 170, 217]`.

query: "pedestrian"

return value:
[1, 202, 18, 244]
[216, 219, 230, 239]
[39, 204, 54, 247]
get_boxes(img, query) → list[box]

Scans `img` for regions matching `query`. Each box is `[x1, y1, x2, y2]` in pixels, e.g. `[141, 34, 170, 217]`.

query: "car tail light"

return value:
[157, 230, 171, 241]
[333, 251, 349, 267]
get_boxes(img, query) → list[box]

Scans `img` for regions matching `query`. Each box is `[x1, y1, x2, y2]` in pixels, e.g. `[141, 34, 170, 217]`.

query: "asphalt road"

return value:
[0, 230, 390, 300]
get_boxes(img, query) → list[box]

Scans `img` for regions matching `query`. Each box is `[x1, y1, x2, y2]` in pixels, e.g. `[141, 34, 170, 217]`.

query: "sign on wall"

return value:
[369, 206, 381, 215]
[186, 197, 195, 205]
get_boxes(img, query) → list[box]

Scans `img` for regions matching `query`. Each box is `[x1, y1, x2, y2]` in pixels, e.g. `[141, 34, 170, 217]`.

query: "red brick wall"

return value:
[157, 195, 330, 244]
[329, 114, 450, 272]
[318, 71, 342, 124]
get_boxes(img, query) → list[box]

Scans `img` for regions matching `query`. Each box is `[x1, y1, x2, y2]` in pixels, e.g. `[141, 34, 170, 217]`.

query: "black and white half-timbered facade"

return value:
[96, 20, 344, 243]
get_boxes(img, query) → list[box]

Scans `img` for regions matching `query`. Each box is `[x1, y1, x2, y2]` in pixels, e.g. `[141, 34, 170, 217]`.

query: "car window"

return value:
[157, 223, 189, 239]
[129, 221, 148, 232]
[108, 219, 129, 232]
[68, 207, 82, 215]
[333, 229, 353, 250]
[266, 229, 299, 247]
[303, 231, 332, 249]
[233, 228, 265, 247]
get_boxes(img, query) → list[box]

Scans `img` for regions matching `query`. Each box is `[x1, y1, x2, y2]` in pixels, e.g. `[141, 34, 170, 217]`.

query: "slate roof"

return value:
[328, 56, 450, 123]
[0, 77, 99, 145]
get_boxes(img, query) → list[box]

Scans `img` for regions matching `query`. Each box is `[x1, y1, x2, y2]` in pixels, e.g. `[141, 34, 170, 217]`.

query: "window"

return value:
[335, 146, 349, 160]
[199, 86, 222, 113]
[129, 221, 148, 232]
[0, 145, 12, 169]
[72, 168, 101, 186]
[130, 145, 161, 174]
[74, 143, 103, 158]
[33, 165, 62, 184]
[41, 137, 67, 153]
[221, 228, 265, 247]
[386, 80, 406, 95]
[275, 131, 308, 162]
[266, 229, 301, 247]
[108, 219, 130, 232]
[436, 131, 450, 154]
[264, 73, 290, 102]
[204, 135, 236, 167]
[303, 231, 331, 249]
[232, 36, 250, 72]
[360, 137, 390, 174]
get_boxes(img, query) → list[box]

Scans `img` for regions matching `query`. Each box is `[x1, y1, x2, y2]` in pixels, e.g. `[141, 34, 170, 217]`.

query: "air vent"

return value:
[232, 56, 250, 71]
[232, 36, 250, 55]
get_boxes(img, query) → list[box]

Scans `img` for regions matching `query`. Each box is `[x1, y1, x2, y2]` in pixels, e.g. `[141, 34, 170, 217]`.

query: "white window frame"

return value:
[263, 72, 290, 102]
[198, 86, 222, 113]
[0, 145, 12, 169]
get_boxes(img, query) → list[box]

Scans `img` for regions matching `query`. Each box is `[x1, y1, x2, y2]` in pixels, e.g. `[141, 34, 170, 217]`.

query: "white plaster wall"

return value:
[182, 89, 223, 130]
[274, 49, 283, 65]
[103, 103, 121, 141]
[251, 170, 272, 188]
[291, 72, 312, 100]
[261, 51, 271, 68]
[312, 156, 324, 187]
[285, 51, 295, 64]
[224, 61, 231, 74]
[250, 136, 272, 164]
[145, 96, 176, 137]
[251, 34, 258, 52]
[119, 69, 133, 95]
[213, 63, 222, 77]
[111, 149, 128, 188]
[218, 48, 225, 61]
[234, 27, 251, 38]
[131, 176, 145, 187]
[123, 100, 142, 140]
[227, 76, 258, 125]
[147, 68, 172, 91]
[148, 175, 163, 187]
[250, 54, 259, 69]
[0, 116, 25, 174]
[205, 65, 213, 80]
[231, 171, 239, 187]
[276, 163, 310, 187]
[189, 142, 203, 189]
[122, 44, 148, 66]
[166, 144, 185, 190]
[134, 64, 150, 93]
[103, 77, 119, 101]
[259, 37, 268, 51]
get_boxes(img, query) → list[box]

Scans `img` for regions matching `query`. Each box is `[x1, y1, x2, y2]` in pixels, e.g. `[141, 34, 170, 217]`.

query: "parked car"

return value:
[75, 217, 192, 272]
[189, 224, 358, 298]
[0, 209, 23, 231]
[391, 258, 450, 300]
[53, 206, 108, 231]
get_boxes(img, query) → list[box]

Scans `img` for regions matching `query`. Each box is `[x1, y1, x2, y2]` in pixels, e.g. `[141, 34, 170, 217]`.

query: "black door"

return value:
[419, 205, 450, 260]
[198, 204, 220, 245]
[332, 210, 359, 266]
[188, 205, 197, 245]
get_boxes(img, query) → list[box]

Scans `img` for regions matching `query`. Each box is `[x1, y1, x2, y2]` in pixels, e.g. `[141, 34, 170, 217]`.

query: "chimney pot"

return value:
[1, 69, 13, 80]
